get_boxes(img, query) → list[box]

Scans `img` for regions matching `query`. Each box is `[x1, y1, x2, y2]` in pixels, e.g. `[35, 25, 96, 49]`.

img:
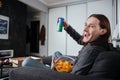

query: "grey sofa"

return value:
[9, 49, 120, 80]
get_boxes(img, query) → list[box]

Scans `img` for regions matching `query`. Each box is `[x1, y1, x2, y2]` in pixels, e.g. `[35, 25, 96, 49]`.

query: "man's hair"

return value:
[88, 14, 111, 42]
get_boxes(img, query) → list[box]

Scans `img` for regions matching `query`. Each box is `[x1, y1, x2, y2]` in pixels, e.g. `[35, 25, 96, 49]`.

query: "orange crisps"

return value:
[55, 59, 73, 73]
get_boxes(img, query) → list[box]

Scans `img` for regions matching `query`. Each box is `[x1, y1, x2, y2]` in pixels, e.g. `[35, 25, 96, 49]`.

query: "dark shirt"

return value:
[65, 25, 109, 75]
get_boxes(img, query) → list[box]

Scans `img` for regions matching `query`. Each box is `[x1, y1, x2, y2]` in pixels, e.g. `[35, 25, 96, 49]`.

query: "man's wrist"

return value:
[64, 24, 70, 29]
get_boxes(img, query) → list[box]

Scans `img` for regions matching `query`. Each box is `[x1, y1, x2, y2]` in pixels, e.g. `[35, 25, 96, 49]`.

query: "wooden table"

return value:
[9, 56, 42, 67]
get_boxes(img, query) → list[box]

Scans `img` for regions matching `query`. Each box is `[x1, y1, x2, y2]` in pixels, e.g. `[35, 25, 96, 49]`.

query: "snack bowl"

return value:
[54, 56, 75, 73]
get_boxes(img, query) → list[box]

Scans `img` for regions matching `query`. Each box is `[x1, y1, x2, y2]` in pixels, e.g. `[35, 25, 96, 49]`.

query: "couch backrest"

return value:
[88, 50, 120, 79]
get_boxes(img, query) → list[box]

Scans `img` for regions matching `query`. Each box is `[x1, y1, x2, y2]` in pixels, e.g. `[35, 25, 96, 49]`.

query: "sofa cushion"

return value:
[88, 51, 120, 79]
[9, 67, 83, 80]
[9, 67, 114, 80]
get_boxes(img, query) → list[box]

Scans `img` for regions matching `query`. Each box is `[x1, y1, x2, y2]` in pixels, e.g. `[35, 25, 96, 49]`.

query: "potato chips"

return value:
[55, 59, 73, 73]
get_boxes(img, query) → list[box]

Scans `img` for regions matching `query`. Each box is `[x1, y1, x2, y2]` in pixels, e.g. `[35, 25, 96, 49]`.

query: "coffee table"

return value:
[9, 56, 42, 67]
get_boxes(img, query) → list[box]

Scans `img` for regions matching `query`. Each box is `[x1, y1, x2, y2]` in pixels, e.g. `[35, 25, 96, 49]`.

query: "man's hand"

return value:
[57, 17, 69, 29]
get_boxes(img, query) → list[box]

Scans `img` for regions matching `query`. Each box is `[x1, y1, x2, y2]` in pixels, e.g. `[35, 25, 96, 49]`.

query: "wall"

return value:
[39, 12, 48, 56]
[48, 7, 66, 56]
[0, 0, 27, 57]
[118, 0, 120, 37]
[87, 0, 113, 34]
[67, 4, 87, 56]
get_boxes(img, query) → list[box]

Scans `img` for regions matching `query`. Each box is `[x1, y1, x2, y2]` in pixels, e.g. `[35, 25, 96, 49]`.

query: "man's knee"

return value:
[22, 57, 32, 67]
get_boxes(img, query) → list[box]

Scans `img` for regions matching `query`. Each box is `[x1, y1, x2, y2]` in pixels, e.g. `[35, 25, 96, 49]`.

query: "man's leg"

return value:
[22, 57, 50, 69]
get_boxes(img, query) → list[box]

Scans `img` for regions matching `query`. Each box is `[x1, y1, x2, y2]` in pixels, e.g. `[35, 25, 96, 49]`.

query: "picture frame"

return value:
[0, 50, 14, 58]
[0, 15, 9, 39]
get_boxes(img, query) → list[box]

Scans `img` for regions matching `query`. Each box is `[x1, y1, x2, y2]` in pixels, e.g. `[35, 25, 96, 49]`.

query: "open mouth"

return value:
[84, 32, 90, 38]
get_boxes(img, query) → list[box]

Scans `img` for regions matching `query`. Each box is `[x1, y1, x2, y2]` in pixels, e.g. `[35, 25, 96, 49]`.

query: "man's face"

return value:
[82, 17, 106, 43]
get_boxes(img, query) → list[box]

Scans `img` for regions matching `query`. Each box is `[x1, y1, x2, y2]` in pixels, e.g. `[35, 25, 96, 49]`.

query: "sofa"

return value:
[9, 48, 120, 80]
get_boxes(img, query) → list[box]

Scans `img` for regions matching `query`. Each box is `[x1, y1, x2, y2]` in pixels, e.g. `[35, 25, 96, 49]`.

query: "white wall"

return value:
[48, 7, 67, 56]
[118, 0, 120, 36]
[67, 4, 87, 56]
[39, 12, 48, 56]
[87, 0, 113, 34]
[116, 0, 120, 47]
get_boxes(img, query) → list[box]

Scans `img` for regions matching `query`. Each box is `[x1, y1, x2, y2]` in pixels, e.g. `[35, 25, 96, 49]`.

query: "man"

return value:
[22, 14, 111, 75]
[62, 14, 111, 75]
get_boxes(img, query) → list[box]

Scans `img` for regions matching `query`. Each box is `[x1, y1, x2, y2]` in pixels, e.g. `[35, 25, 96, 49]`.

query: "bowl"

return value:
[54, 56, 75, 73]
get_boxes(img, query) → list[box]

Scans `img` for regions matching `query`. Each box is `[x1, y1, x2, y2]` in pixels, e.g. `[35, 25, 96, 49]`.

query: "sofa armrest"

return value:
[88, 51, 120, 79]
[9, 67, 82, 80]
[9, 67, 115, 80]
